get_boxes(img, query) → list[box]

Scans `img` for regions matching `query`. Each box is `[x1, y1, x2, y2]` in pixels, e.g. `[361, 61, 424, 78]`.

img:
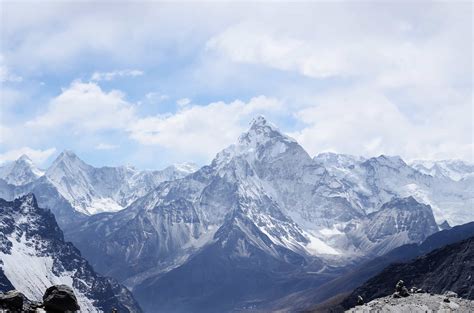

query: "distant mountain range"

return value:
[0, 152, 197, 226]
[0, 116, 472, 312]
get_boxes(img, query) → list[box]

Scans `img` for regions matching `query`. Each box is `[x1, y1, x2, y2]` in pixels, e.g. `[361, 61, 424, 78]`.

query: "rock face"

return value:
[0, 195, 142, 313]
[342, 236, 474, 309]
[0, 152, 197, 227]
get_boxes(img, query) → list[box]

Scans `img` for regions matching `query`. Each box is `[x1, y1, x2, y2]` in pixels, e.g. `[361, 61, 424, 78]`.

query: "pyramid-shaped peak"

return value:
[49, 150, 89, 171]
[239, 116, 295, 146]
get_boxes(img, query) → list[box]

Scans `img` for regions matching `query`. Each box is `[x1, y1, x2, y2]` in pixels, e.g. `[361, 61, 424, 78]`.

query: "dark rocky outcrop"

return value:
[43, 285, 80, 312]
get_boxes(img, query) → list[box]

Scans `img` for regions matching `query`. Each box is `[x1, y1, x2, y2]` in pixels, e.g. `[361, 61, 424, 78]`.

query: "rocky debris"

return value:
[43, 285, 80, 312]
[356, 295, 364, 305]
[346, 292, 474, 312]
[393, 280, 410, 298]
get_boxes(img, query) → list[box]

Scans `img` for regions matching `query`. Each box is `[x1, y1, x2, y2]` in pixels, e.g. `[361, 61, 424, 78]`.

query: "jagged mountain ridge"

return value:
[0, 152, 198, 226]
[0, 194, 142, 313]
[411, 159, 474, 181]
[314, 152, 474, 226]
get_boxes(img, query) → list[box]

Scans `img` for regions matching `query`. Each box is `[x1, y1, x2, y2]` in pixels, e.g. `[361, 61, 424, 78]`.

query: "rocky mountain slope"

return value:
[342, 236, 474, 309]
[0, 194, 142, 313]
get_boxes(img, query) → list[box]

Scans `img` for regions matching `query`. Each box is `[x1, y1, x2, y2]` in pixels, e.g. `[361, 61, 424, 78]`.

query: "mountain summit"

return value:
[0, 155, 44, 186]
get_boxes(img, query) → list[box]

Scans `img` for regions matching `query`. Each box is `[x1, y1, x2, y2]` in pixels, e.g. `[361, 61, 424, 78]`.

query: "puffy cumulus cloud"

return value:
[90, 69, 143, 81]
[27, 81, 135, 132]
[206, 6, 470, 89]
[128, 96, 282, 159]
[207, 24, 347, 79]
[0, 147, 56, 165]
[290, 86, 473, 161]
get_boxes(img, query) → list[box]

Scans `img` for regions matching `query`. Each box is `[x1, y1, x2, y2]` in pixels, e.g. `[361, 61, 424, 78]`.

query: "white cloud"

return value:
[90, 69, 144, 81]
[128, 96, 282, 159]
[27, 81, 135, 132]
[176, 98, 191, 107]
[0, 147, 56, 165]
[207, 24, 346, 79]
[290, 85, 473, 161]
[95, 143, 119, 150]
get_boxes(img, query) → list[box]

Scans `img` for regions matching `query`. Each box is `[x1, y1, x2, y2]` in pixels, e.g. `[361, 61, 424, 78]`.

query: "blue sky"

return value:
[0, 2, 472, 169]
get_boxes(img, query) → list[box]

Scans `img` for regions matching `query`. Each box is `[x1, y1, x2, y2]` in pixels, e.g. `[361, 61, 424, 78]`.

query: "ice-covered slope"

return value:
[0, 155, 44, 186]
[0, 194, 142, 313]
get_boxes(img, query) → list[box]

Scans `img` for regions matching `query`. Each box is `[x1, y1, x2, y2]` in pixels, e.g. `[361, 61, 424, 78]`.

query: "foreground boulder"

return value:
[43, 285, 80, 312]
[0, 290, 25, 311]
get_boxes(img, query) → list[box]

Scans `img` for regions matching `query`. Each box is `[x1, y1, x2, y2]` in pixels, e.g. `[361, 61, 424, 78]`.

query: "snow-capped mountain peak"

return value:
[0, 155, 45, 186]
[239, 115, 296, 147]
